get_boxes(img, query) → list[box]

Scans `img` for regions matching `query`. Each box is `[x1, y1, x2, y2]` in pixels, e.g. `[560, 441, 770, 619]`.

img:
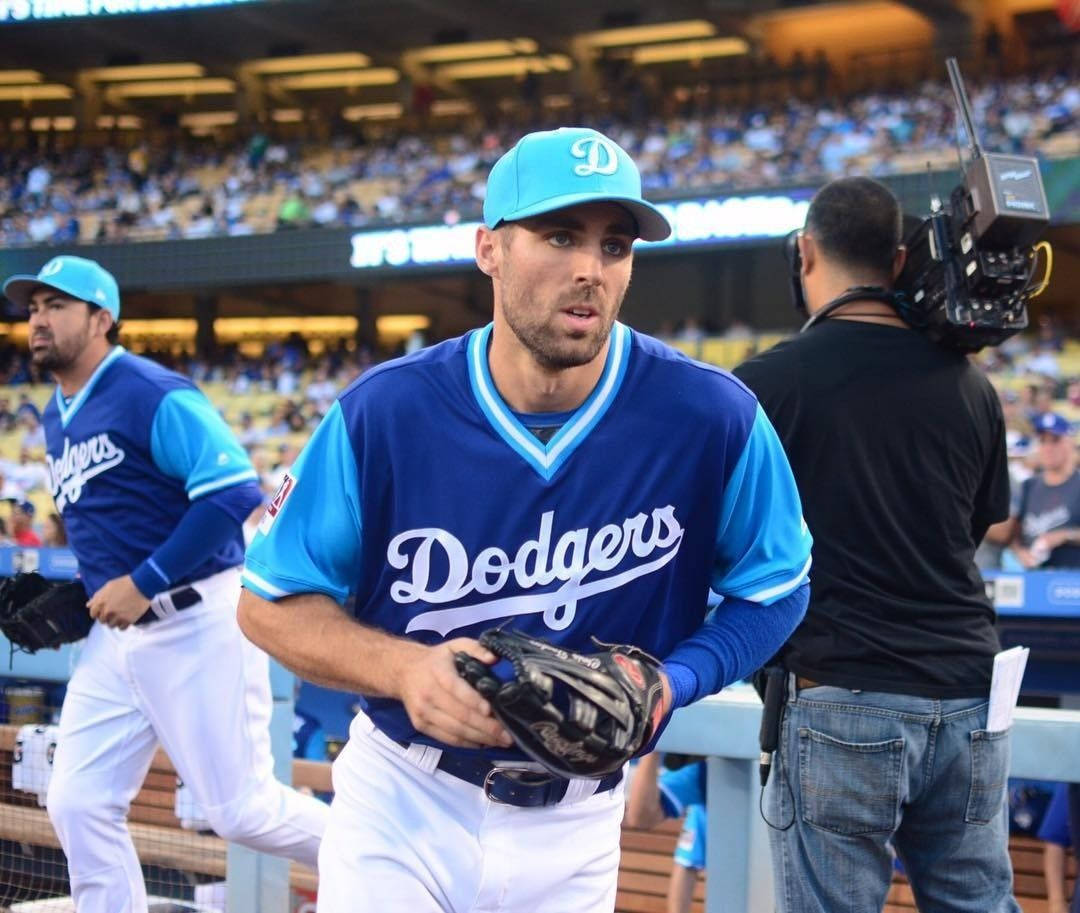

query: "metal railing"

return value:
[4, 639, 1080, 912]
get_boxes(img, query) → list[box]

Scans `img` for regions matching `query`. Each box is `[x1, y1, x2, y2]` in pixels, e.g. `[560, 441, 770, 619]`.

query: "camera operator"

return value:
[734, 177, 1018, 913]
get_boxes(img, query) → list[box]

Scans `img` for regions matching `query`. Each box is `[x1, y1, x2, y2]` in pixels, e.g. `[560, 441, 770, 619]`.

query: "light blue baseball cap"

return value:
[3, 255, 120, 319]
[483, 127, 671, 242]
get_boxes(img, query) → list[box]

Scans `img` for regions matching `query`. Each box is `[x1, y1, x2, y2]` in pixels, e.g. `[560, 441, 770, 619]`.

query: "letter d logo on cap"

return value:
[39, 258, 65, 278]
[571, 136, 618, 177]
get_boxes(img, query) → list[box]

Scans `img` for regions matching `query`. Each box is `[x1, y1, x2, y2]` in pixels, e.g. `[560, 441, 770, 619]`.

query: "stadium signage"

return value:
[0, 0, 256, 22]
[349, 192, 811, 270]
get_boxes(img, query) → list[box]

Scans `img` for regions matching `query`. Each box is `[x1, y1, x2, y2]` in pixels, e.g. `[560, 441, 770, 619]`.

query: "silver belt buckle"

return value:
[482, 766, 556, 806]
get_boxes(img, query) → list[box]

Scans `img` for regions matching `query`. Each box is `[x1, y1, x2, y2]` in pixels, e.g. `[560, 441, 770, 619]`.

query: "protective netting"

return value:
[0, 686, 232, 912]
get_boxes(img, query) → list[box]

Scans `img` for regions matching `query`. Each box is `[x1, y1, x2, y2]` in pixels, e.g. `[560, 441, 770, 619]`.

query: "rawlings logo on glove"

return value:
[0, 573, 92, 656]
[454, 628, 666, 779]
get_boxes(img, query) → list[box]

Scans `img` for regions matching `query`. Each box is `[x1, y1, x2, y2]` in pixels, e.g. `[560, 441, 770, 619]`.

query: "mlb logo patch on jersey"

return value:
[259, 473, 296, 534]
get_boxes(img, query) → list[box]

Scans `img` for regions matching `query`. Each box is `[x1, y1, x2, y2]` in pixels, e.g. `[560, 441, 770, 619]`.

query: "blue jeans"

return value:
[766, 678, 1021, 913]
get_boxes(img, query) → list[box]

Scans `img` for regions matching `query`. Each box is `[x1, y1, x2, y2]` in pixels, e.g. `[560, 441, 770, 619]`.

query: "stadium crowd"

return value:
[0, 310, 1074, 561]
[0, 66, 1077, 247]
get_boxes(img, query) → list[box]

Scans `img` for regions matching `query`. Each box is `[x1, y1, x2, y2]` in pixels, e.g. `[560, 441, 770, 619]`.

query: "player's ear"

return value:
[93, 308, 115, 339]
[475, 225, 501, 279]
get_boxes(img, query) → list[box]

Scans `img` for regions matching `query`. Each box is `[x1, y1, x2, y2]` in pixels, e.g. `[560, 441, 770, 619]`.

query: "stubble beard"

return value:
[502, 287, 620, 371]
[30, 329, 86, 375]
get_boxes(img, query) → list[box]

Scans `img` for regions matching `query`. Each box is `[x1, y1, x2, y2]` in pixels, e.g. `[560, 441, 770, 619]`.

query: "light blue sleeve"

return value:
[658, 761, 707, 817]
[242, 402, 362, 604]
[150, 389, 259, 498]
[713, 405, 813, 604]
[673, 805, 707, 870]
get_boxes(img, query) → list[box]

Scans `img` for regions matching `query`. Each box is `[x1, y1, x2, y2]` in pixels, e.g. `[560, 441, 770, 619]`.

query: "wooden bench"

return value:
[617, 819, 705, 912]
[0, 724, 324, 900]
[1, 722, 1072, 912]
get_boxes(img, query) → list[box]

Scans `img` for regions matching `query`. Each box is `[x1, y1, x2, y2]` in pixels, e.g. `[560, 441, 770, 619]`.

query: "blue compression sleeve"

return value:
[130, 488, 260, 597]
[662, 583, 809, 709]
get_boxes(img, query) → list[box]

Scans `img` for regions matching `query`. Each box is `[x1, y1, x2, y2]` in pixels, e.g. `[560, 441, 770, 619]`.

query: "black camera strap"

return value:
[799, 286, 899, 333]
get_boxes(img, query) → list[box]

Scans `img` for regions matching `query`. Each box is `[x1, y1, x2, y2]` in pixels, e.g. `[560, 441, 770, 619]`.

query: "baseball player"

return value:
[238, 127, 812, 913]
[625, 753, 707, 913]
[3, 255, 328, 913]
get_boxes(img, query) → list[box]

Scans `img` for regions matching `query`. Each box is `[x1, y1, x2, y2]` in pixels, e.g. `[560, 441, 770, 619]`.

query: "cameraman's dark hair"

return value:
[805, 177, 903, 283]
[89, 304, 121, 345]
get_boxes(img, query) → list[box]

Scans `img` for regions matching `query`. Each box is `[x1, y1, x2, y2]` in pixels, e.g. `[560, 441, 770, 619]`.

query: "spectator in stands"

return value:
[305, 364, 338, 413]
[0, 395, 16, 432]
[1021, 343, 1063, 379]
[237, 411, 267, 450]
[277, 191, 311, 229]
[0, 67, 1075, 249]
[42, 511, 67, 547]
[3, 446, 50, 494]
[0, 469, 27, 502]
[11, 500, 41, 547]
[272, 361, 300, 397]
[15, 392, 41, 423]
[18, 408, 45, 450]
[625, 752, 706, 913]
[1039, 782, 1079, 913]
[991, 412, 1080, 568]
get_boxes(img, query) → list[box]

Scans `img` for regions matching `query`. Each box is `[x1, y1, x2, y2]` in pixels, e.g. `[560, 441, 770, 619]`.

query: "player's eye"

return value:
[604, 238, 630, 256]
[547, 230, 573, 247]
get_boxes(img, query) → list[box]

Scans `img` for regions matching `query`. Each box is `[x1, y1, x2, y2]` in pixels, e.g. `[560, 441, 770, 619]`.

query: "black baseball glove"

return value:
[455, 629, 666, 779]
[0, 573, 92, 654]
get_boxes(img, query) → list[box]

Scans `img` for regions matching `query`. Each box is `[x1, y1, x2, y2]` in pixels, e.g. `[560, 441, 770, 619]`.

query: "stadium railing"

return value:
[3, 642, 1079, 912]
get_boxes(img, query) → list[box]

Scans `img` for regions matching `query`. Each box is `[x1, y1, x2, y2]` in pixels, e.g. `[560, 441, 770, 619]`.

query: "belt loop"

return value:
[149, 588, 178, 621]
[408, 743, 441, 774]
[787, 671, 798, 704]
[561, 777, 600, 804]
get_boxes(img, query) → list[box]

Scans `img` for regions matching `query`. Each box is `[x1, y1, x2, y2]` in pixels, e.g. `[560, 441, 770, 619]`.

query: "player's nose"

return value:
[571, 247, 605, 287]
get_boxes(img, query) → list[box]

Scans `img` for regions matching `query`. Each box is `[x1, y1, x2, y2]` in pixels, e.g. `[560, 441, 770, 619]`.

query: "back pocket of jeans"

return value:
[798, 727, 903, 836]
[966, 728, 1010, 825]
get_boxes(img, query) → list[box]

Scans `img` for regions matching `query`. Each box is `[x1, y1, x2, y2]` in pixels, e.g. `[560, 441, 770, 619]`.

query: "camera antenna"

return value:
[947, 56, 982, 163]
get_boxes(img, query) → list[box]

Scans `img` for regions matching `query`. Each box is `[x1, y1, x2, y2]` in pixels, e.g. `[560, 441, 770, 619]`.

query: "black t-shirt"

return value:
[734, 320, 1008, 697]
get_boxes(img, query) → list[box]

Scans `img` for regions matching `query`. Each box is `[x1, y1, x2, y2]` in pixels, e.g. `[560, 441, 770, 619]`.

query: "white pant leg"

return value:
[316, 728, 484, 913]
[479, 786, 624, 913]
[317, 715, 624, 913]
[127, 569, 327, 868]
[47, 622, 159, 913]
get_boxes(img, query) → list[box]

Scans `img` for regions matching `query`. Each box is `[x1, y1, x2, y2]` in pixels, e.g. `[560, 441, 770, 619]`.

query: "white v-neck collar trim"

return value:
[466, 323, 631, 481]
[54, 346, 125, 428]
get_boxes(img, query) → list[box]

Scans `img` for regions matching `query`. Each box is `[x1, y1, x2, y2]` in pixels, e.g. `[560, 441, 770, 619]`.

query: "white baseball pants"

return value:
[46, 567, 328, 913]
[316, 711, 625, 913]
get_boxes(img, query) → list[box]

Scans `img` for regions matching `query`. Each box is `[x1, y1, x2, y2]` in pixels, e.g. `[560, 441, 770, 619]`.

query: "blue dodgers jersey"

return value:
[43, 347, 259, 596]
[658, 760, 707, 818]
[244, 323, 812, 749]
[674, 805, 707, 870]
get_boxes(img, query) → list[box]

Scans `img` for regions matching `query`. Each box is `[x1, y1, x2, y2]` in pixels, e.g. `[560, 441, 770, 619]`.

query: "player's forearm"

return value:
[237, 588, 423, 697]
[667, 864, 698, 913]
[1043, 843, 1068, 904]
[624, 752, 666, 829]
[663, 583, 808, 708]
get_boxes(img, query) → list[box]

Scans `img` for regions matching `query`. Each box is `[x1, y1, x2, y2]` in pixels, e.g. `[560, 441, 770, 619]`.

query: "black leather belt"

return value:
[433, 751, 623, 808]
[135, 585, 201, 626]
